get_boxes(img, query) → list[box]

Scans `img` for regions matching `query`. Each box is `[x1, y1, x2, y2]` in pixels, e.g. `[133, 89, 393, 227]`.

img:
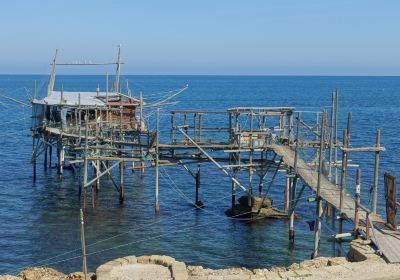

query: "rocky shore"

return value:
[1, 240, 399, 280]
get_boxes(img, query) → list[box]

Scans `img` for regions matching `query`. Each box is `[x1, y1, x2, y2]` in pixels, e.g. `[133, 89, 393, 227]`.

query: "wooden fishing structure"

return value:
[27, 49, 400, 263]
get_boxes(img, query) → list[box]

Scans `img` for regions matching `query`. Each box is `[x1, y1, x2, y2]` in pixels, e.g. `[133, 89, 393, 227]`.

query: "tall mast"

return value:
[47, 49, 58, 96]
[113, 45, 122, 93]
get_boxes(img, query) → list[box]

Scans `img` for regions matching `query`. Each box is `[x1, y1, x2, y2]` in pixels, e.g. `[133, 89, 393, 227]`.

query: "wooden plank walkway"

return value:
[271, 144, 400, 263]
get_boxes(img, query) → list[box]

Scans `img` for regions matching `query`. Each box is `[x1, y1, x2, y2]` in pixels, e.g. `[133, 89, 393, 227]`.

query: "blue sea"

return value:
[0, 75, 399, 275]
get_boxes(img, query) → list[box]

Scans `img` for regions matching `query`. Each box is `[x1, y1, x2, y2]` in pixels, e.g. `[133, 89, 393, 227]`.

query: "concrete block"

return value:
[171, 261, 188, 280]
[137, 255, 151, 264]
[122, 255, 137, 264]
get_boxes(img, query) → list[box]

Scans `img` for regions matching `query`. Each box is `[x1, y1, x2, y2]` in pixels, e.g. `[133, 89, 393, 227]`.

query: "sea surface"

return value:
[0, 75, 399, 275]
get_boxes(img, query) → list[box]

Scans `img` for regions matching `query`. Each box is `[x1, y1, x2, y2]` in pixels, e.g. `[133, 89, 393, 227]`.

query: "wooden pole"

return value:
[32, 137, 36, 181]
[44, 143, 48, 169]
[91, 185, 95, 209]
[328, 92, 335, 181]
[106, 72, 109, 102]
[339, 129, 348, 236]
[339, 112, 351, 235]
[193, 113, 197, 142]
[49, 145, 52, 168]
[372, 129, 380, 214]
[354, 168, 361, 234]
[199, 113, 203, 143]
[155, 108, 160, 213]
[83, 114, 89, 209]
[119, 160, 124, 203]
[284, 172, 290, 214]
[312, 111, 326, 259]
[57, 139, 63, 175]
[195, 163, 202, 207]
[334, 89, 339, 185]
[289, 112, 301, 243]
[80, 209, 88, 280]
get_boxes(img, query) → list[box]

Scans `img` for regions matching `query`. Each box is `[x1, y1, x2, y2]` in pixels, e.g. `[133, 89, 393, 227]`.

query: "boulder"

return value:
[238, 196, 272, 209]
[18, 267, 65, 280]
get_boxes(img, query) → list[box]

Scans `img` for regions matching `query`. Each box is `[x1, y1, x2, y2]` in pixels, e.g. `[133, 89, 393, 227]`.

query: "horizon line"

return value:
[1, 73, 400, 77]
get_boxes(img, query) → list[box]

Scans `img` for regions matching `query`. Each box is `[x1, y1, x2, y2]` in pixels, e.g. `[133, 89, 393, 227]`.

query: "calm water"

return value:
[0, 75, 399, 275]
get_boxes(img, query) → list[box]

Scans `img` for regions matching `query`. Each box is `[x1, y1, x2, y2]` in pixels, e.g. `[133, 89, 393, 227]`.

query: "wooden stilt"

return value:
[119, 161, 124, 203]
[44, 143, 48, 169]
[91, 184, 95, 209]
[284, 174, 290, 214]
[155, 108, 160, 213]
[325, 202, 331, 221]
[83, 187, 87, 209]
[312, 111, 326, 259]
[231, 170, 237, 209]
[289, 112, 301, 243]
[372, 129, 380, 214]
[354, 169, 361, 234]
[49, 145, 52, 168]
[57, 139, 63, 175]
[195, 163, 203, 207]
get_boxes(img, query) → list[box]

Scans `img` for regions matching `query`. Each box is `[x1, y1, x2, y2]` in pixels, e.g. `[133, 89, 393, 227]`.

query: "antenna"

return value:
[114, 45, 122, 93]
[47, 49, 58, 96]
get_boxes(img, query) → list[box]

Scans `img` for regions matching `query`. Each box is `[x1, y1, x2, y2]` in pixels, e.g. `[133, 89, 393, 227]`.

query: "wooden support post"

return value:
[83, 114, 89, 209]
[334, 89, 339, 185]
[199, 113, 203, 143]
[155, 108, 160, 213]
[80, 209, 88, 280]
[91, 184, 95, 209]
[339, 129, 348, 235]
[312, 111, 326, 259]
[325, 202, 331, 221]
[231, 169, 237, 208]
[366, 212, 371, 241]
[284, 173, 290, 214]
[171, 112, 175, 145]
[119, 161, 124, 203]
[83, 187, 87, 209]
[32, 137, 37, 181]
[339, 112, 351, 235]
[139, 161, 145, 177]
[57, 139, 63, 175]
[372, 129, 380, 214]
[354, 169, 361, 234]
[289, 112, 301, 243]
[328, 92, 335, 181]
[195, 163, 203, 208]
[193, 112, 197, 141]
[44, 142, 48, 169]
[49, 144, 52, 168]
[248, 111, 254, 208]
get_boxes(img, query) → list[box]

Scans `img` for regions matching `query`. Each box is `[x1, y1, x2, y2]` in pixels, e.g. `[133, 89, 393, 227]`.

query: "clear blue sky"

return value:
[1, 0, 399, 75]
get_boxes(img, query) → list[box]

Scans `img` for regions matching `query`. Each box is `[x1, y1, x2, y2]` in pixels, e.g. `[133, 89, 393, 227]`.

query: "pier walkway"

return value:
[271, 144, 400, 263]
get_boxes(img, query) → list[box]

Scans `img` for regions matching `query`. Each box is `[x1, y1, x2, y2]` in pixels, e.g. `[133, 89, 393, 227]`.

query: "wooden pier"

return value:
[27, 49, 400, 263]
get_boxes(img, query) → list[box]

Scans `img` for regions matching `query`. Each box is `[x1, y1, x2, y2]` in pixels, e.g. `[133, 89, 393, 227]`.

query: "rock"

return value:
[298, 257, 329, 269]
[18, 267, 65, 280]
[327, 257, 348, 266]
[0, 276, 22, 280]
[269, 266, 286, 273]
[238, 196, 272, 209]
[64, 272, 95, 280]
[348, 239, 381, 262]
[288, 262, 300, 270]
